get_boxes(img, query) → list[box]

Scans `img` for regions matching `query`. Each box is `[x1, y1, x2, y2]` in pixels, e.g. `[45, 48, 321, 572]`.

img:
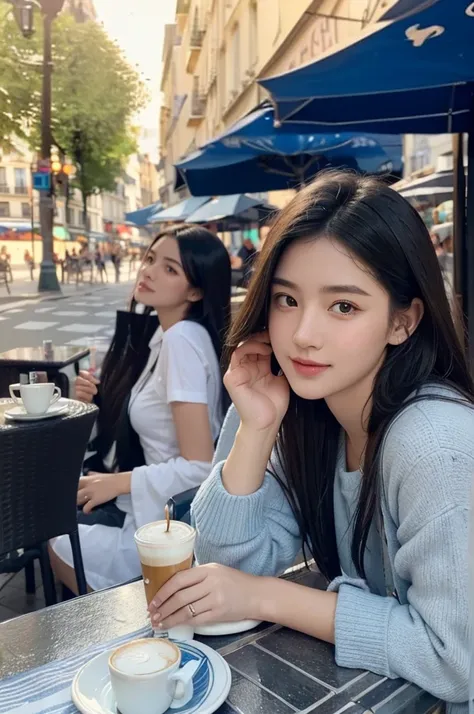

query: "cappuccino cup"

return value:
[108, 638, 195, 714]
[9, 382, 61, 415]
[134, 520, 195, 641]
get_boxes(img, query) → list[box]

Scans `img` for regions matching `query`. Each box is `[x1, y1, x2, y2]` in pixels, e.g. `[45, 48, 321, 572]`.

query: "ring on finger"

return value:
[188, 603, 197, 618]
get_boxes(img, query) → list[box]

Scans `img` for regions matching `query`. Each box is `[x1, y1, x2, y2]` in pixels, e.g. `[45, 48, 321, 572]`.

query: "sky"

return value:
[92, 0, 176, 160]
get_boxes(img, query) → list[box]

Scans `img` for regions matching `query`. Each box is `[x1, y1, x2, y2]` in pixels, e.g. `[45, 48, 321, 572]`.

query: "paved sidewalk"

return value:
[0, 262, 136, 313]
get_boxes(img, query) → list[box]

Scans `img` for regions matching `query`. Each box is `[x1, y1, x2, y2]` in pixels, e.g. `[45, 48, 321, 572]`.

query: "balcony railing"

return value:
[15, 186, 28, 195]
[0, 184, 10, 194]
[186, 25, 205, 74]
[190, 28, 204, 48]
[187, 92, 206, 127]
[191, 93, 206, 116]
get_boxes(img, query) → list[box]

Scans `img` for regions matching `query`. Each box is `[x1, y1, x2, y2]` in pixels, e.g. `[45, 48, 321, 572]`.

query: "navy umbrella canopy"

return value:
[150, 196, 211, 223]
[175, 105, 402, 196]
[259, 0, 474, 134]
[185, 194, 273, 224]
[125, 202, 163, 227]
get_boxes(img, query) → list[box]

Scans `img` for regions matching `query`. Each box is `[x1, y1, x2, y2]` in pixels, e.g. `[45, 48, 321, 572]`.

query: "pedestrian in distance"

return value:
[94, 248, 108, 283]
[24, 249, 34, 281]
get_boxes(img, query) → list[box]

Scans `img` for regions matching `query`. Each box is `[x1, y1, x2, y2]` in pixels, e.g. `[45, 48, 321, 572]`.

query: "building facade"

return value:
[159, 0, 401, 208]
[138, 154, 160, 208]
[0, 143, 35, 229]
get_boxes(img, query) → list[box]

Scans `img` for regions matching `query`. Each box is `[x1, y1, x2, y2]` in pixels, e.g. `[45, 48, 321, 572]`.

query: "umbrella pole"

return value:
[467, 129, 474, 373]
[452, 133, 467, 350]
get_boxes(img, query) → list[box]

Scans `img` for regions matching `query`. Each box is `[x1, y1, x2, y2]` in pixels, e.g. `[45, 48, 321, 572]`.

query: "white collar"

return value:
[149, 325, 164, 349]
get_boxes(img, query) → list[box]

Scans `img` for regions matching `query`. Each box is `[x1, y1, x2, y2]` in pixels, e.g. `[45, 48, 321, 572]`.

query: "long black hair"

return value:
[227, 170, 474, 582]
[96, 224, 231, 461]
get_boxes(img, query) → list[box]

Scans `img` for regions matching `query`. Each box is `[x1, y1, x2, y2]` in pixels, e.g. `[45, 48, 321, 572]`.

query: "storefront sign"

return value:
[287, 16, 338, 71]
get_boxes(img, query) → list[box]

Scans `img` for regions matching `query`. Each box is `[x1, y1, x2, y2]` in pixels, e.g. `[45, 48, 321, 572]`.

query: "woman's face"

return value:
[134, 236, 199, 311]
[268, 236, 404, 403]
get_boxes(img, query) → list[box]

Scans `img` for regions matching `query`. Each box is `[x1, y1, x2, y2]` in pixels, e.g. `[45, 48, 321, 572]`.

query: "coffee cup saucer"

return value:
[71, 639, 232, 714]
[195, 620, 262, 637]
[4, 398, 70, 422]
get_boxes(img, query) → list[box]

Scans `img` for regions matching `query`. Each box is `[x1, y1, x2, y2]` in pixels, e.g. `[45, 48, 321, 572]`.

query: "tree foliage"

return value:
[0, 8, 147, 223]
[0, 10, 42, 148]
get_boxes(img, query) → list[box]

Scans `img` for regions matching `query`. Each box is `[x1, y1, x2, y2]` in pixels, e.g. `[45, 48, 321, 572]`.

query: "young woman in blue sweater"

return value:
[148, 171, 473, 710]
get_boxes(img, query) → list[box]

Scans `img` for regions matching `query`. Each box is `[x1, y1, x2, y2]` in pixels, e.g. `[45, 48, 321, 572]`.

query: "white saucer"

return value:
[4, 398, 70, 422]
[71, 639, 232, 714]
[195, 620, 261, 637]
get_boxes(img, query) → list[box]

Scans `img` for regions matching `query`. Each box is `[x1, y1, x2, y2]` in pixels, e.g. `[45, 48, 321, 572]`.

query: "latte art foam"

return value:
[110, 639, 179, 676]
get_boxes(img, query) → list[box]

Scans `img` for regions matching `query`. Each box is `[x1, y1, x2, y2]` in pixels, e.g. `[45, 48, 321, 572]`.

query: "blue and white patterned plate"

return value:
[71, 640, 232, 714]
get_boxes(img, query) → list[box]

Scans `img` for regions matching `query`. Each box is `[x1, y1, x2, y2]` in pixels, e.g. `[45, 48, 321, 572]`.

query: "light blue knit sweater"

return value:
[192, 387, 473, 712]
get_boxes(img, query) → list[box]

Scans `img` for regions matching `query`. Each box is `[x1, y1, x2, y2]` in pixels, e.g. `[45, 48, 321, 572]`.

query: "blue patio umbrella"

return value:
[185, 194, 274, 224]
[259, 0, 474, 134]
[150, 196, 211, 223]
[125, 201, 163, 227]
[175, 105, 402, 196]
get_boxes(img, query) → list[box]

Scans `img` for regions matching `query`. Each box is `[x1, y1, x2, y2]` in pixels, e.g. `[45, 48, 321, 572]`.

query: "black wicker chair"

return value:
[0, 400, 98, 606]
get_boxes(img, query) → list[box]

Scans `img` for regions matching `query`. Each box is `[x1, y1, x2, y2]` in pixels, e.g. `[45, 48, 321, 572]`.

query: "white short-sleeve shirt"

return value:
[128, 320, 223, 466]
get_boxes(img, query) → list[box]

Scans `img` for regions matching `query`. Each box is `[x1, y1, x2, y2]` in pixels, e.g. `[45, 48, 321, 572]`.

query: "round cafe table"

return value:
[0, 345, 90, 399]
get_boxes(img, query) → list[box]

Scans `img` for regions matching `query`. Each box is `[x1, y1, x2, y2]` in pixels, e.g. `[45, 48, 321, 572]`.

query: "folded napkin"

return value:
[0, 625, 151, 714]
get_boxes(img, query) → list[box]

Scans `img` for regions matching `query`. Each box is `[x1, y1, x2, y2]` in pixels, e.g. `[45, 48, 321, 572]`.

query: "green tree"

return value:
[50, 14, 146, 229]
[0, 10, 41, 148]
[0, 9, 146, 227]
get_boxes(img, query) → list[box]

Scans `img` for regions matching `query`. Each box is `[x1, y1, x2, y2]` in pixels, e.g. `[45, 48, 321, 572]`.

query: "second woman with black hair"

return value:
[148, 172, 473, 711]
[50, 225, 231, 592]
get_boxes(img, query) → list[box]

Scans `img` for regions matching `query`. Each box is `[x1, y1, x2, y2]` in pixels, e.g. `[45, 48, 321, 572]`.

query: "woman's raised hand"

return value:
[224, 332, 290, 433]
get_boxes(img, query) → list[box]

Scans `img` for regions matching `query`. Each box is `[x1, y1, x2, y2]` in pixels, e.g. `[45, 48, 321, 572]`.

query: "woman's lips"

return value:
[137, 281, 154, 293]
[290, 359, 330, 377]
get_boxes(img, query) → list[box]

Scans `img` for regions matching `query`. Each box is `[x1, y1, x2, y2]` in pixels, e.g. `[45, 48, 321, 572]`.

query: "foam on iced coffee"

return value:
[110, 638, 179, 676]
[135, 520, 195, 567]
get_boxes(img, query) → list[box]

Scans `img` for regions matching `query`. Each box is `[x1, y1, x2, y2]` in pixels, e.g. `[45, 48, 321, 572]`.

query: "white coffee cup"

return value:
[108, 638, 195, 714]
[9, 382, 61, 415]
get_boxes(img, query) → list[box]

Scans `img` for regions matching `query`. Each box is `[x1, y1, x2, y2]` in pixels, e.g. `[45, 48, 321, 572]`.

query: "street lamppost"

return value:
[9, 0, 65, 292]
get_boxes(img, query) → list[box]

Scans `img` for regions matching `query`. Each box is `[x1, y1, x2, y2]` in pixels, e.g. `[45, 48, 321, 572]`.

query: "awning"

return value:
[53, 226, 70, 240]
[175, 104, 402, 195]
[393, 168, 469, 202]
[150, 196, 211, 223]
[68, 228, 88, 239]
[259, 0, 474, 134]
[0, 221, 39, 234]
[125, 202, 163, 227]
[186, 194, 275, 224]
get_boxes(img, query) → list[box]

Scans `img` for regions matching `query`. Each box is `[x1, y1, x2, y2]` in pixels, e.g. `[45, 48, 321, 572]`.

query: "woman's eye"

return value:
[274, 293, 298, 308]
[165, 265, 177, 275]
[330, 301, 357, 316]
